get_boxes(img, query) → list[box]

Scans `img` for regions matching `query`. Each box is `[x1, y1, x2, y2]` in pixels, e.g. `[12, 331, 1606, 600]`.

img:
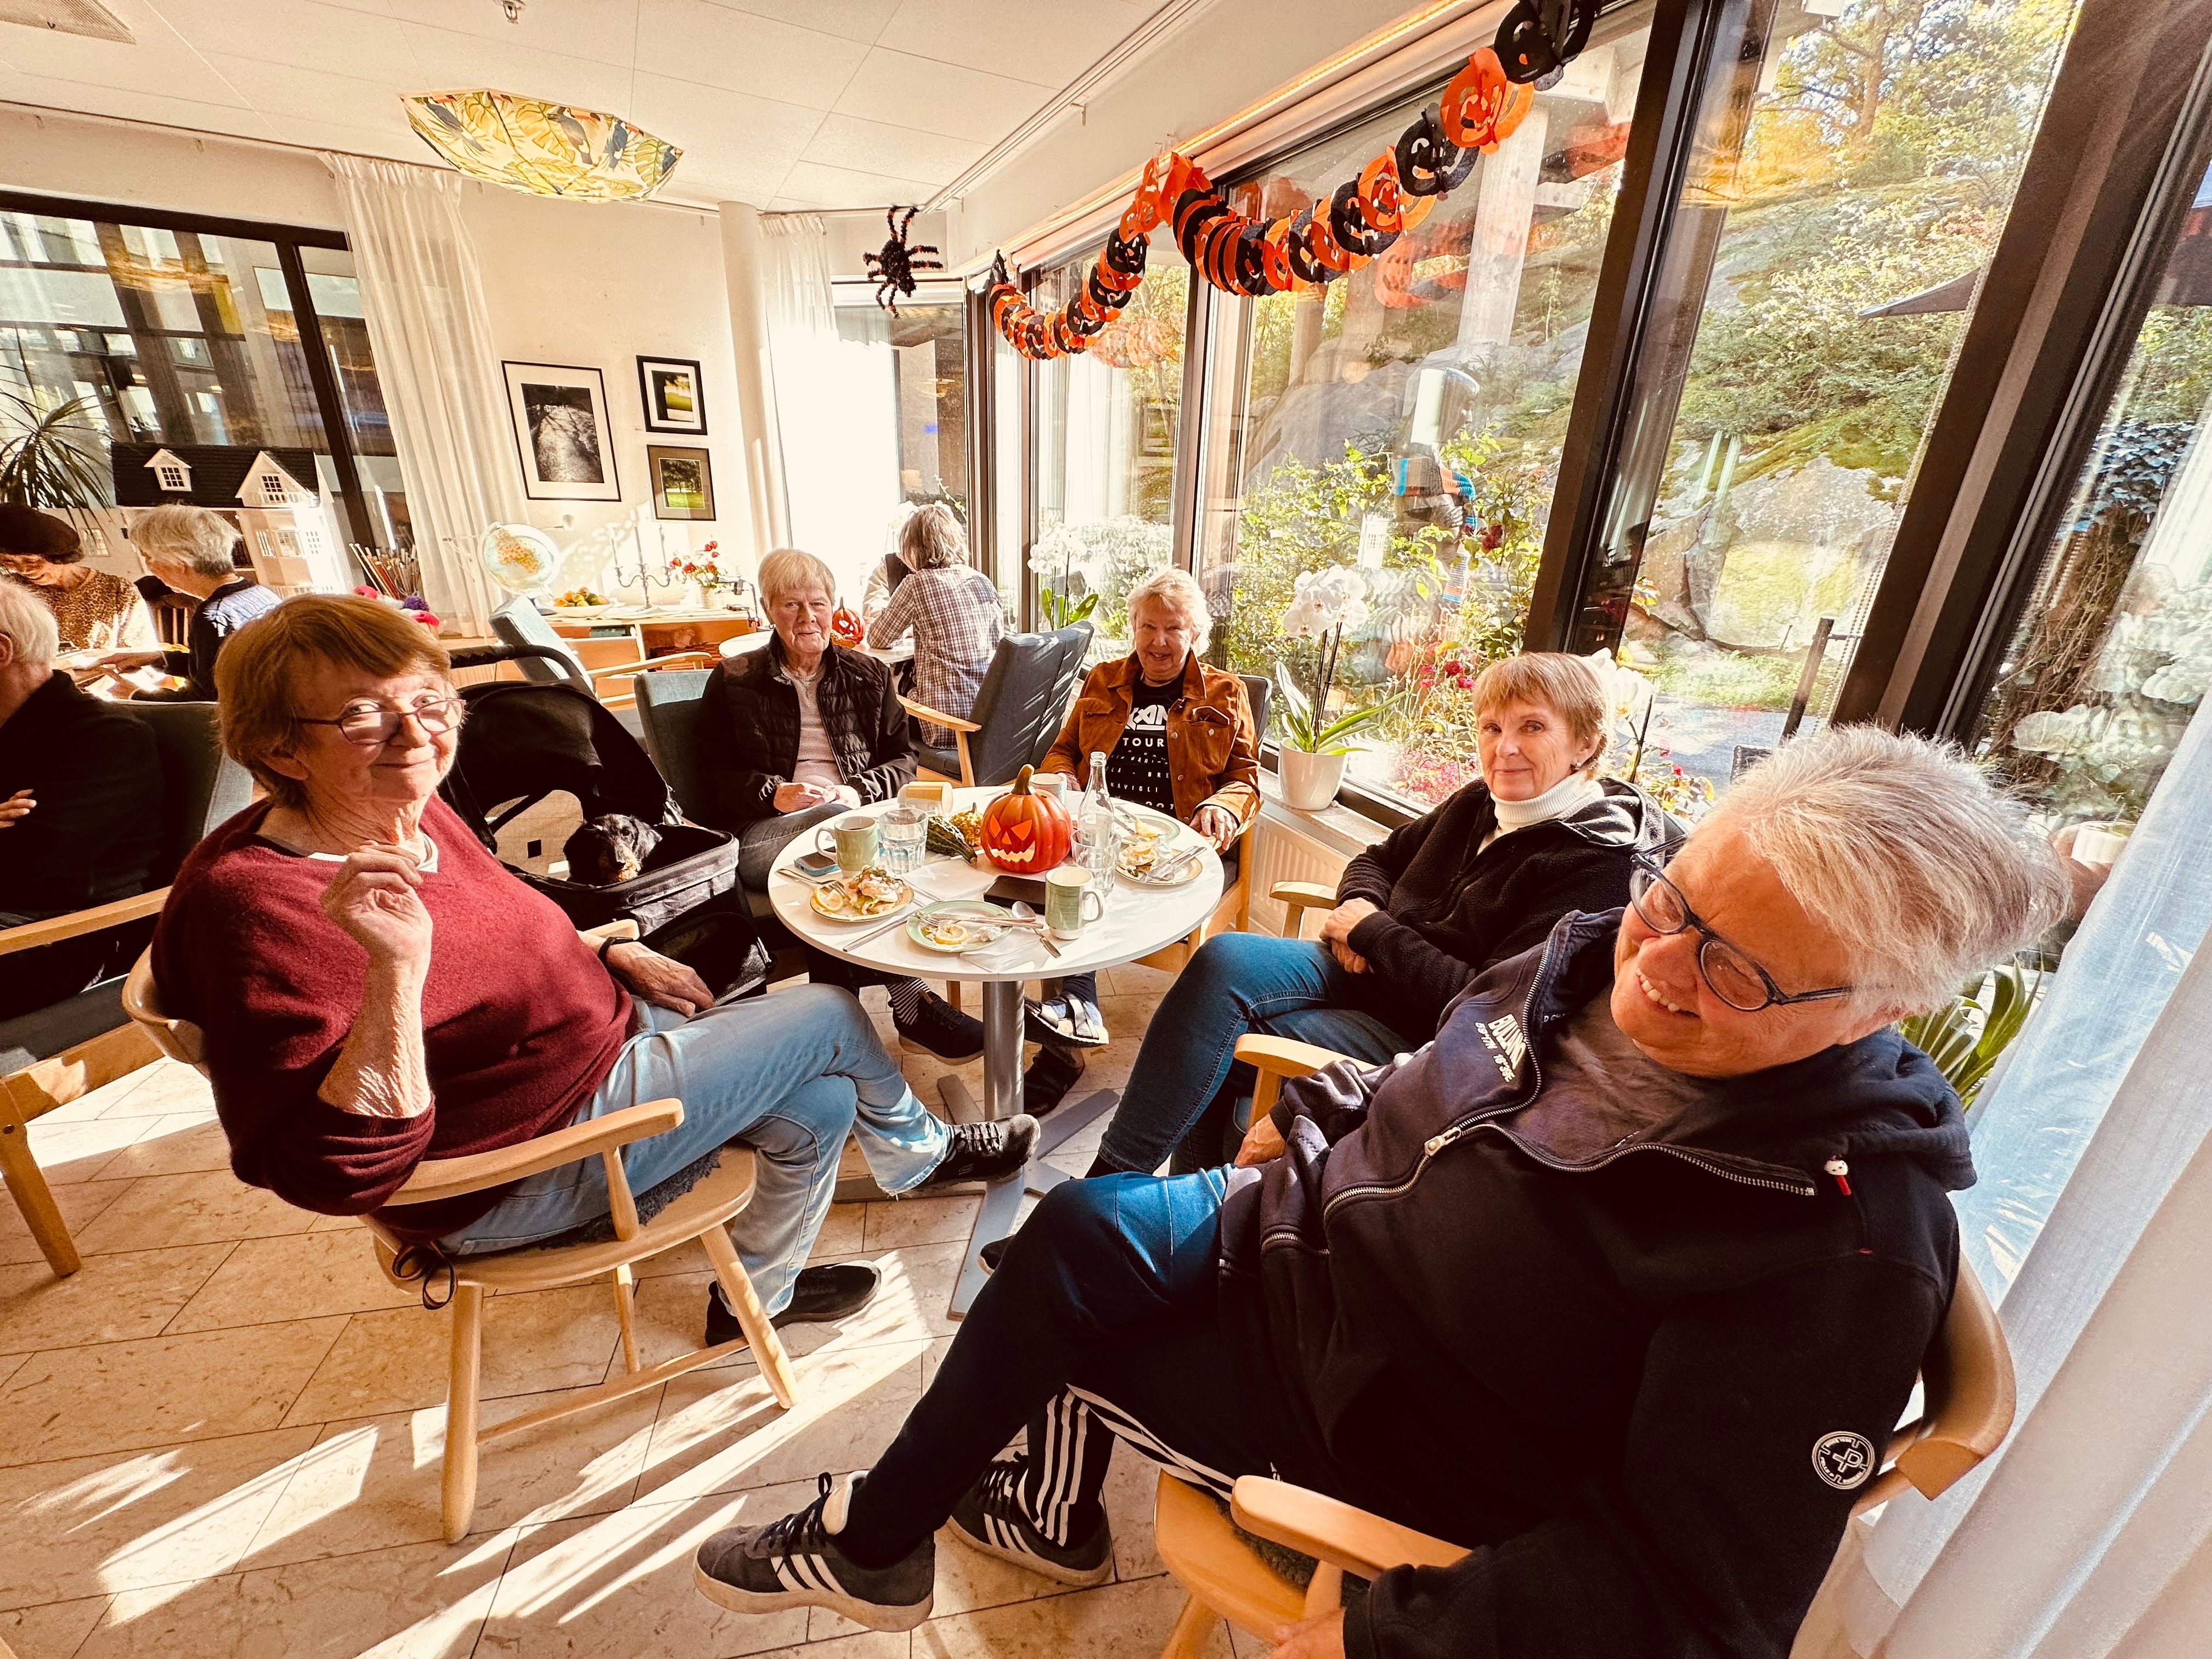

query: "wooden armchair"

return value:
[903, 623, 1093, 789]
[119, 930, 800, 1543]
[1152, 1034, 2020, 1656]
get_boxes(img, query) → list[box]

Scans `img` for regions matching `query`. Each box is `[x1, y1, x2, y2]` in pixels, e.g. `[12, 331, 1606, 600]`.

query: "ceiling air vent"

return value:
[0, 1, 133, 44]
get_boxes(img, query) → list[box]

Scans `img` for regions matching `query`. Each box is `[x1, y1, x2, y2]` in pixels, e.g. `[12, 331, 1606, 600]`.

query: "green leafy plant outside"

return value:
[1898, 961, 2042, 1118]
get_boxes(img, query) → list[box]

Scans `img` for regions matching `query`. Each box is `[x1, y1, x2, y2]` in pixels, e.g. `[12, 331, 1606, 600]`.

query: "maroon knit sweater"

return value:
[153, 796, 631, 1243]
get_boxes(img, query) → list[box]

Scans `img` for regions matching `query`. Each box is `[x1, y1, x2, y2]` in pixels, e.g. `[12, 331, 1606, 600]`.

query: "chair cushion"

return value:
[916, 742, 963, 778]
[0, 978, 125, 1075]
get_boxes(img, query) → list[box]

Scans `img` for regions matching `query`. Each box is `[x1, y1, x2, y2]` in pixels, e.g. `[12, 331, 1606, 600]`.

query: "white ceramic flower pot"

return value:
[1278, 748, 1347, 812]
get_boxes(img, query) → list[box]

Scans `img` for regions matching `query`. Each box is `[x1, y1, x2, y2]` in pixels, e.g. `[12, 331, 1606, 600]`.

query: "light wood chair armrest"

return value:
[585, 651, 716, 683]
[1231, 1477, 1468, 1580]
[898, 694, 981, 734]
[1271, 881, 1336, 915]
[579, 920, 641, 946]
[1234, 1034, 1353, 1082]
[0, 888, 168, 958]
[387, 1098, 684, 1205]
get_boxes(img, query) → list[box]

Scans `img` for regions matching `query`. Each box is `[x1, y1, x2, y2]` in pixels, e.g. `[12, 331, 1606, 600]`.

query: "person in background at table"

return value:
[859, 537, 911, 630]
[0, 504, 157, 656]
[701, 547, 983, 1061]
[0, 578, 161, 1020]
[97, 506, 280, 701]
[865, 504, 1006, 750]
[1026, 566, 1260, 1112]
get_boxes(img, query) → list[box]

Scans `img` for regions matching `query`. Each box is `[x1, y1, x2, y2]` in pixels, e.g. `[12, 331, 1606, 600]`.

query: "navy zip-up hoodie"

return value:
[1217, 909, 1971, 1659]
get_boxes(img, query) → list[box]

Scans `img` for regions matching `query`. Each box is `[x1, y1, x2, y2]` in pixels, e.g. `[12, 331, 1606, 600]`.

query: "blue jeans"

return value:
[841, 1167, 1276, 1562]
[1096, 931, 1417, 1175]
[440, 985, 950, 1317]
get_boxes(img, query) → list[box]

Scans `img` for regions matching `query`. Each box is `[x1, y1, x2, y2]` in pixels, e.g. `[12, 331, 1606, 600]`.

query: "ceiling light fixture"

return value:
[403, 89, 681, 201]
[500, 0, 524, 20]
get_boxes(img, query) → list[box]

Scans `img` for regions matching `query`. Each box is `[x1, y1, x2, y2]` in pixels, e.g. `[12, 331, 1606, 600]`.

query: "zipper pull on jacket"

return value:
[1824, 1157, 1852, 1197]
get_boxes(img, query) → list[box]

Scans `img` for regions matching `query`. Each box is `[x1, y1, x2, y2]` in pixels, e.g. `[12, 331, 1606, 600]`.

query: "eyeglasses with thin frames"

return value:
[1627, 851, 1853, 1014]
[296, 693, 464, 747]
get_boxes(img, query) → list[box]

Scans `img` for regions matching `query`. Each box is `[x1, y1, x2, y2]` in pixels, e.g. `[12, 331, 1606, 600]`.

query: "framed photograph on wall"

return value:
[647, 444, 716, 521]
[637, 356, 708, 435]
[503, 362, 620, 501]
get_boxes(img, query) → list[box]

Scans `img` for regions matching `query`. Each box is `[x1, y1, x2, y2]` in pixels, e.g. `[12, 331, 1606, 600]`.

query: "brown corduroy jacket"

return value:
[1041, 651, 1260, 827]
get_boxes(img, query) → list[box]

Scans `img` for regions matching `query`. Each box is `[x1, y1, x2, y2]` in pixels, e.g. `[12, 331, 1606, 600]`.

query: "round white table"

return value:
[770, 787, 1223, 1312]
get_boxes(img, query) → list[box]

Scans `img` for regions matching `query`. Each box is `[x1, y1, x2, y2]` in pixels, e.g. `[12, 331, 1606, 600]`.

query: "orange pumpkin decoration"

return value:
[831, 605, 865, 646]
[982, 765, 1074, 873]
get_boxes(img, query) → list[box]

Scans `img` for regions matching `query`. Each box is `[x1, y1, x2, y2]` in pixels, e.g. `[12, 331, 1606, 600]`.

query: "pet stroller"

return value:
[438, 653, 769, 1001]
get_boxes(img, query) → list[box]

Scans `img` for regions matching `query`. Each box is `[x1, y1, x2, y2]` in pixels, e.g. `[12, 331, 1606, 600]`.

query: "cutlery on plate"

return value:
[1011, 901, 1062, 958]
[1140, 844, 1203, 884]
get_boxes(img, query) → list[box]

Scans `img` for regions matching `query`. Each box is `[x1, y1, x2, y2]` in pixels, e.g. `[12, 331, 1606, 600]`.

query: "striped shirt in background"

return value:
[865, 564, 1007, 749]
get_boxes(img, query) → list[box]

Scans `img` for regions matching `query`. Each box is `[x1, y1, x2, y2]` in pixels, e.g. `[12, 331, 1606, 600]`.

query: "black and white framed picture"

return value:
[503, 362, 620, 501]
[647, 444, 716, 521]
[637, 355, 708, 436]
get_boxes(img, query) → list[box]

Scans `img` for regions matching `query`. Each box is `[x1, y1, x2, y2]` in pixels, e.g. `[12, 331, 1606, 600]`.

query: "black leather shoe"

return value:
[896, 990, 986, 1060]
[919, 1115, 1037, 1189]
[1021, 1046, 1086, 1116]
[706, 1262, 880, 1346]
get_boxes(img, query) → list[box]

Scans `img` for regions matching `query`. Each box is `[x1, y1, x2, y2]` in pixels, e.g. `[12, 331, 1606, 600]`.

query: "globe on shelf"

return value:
[479, 523, 563, 596]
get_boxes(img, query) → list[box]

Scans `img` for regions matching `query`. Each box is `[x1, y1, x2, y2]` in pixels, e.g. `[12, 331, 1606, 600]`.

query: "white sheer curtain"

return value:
[322, 156, 522, 635]
[1802, 691, 2212, 1657]
[758, 215, 899, 603]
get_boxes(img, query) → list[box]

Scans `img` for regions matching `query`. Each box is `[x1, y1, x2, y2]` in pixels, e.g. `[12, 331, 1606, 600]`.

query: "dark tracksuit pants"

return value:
[839, 1167, 1276, 1563]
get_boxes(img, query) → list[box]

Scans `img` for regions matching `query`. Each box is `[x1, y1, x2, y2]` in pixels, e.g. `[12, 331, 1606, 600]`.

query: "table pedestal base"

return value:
[947, 1076, 1128, 1319]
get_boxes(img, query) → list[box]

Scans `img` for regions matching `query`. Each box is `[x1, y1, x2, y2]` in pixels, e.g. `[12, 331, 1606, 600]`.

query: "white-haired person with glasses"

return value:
[693, 725, 2068, 1659]
[151, 596, 1034, 1347]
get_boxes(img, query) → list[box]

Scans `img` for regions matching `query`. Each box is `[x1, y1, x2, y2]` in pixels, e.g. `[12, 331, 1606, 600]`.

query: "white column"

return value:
[718, 202, 783, 566]
[1454, 108, 1550, 356]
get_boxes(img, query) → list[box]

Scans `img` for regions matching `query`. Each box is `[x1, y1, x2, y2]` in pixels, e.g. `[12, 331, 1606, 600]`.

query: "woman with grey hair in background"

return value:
[100, 504, 280, 701]
[865, 504, 1006, 751]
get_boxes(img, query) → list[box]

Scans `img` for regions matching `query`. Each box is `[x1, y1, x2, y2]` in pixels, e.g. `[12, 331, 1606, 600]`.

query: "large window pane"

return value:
[1196, 12, 1650, 806]
[1032, 239, 1186, 658]
[1570, 0, 2083, 795]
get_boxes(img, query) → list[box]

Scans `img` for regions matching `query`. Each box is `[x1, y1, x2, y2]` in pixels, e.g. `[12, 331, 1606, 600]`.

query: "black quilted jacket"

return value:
[697, 639, 915, 825]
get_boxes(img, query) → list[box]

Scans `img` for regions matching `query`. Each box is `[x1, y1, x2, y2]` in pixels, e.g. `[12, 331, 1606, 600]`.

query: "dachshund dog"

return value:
[563, 814, 663, 886]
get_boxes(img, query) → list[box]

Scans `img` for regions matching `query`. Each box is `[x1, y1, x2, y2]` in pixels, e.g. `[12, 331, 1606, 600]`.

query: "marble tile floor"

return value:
[0, 968, 1267, 1658]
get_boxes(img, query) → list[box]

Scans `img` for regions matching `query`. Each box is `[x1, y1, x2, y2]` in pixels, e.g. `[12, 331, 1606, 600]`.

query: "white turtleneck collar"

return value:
[1483, 771, 1604, 849]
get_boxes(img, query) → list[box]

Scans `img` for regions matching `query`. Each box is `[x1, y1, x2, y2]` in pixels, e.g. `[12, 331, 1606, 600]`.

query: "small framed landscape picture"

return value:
[638, 356, 708, 435]
[503, 362, 620, 502]
[647, 444, 716, 521]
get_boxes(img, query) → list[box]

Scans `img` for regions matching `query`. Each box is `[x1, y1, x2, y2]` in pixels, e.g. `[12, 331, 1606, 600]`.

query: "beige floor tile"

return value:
[772, 1632, 911, 1658]
[0, 1177, 131, 1268]
[166, 1230, 418, 1334]
[927, 1522, 1088, 1621]
[1102, 1443, 1172, 1583]
[913, 1571, 1231, 1658]
[0, 1425, 322, 1610]
[0, 1595, 110, 1659]
[0, 1317, 346, 1466]
[282, 1286, 621, 1426]
[476, 1488, 811, 1659]
[91, 1114, 231, 1181]
[247, 1382, 663, 1567]
[863, 1197, 980, 1252]
[89, 1059, 214, 1120]
[811, 1203, 870, 1261]
[0, 1243, 231, 1355]
[1102, 964, 1176, 998]
[21, 1113, 162, 1187]
[629, 1234, 712, 1278]
[76, 1533, 513, 1658]
[70, 1169, 315, 1256]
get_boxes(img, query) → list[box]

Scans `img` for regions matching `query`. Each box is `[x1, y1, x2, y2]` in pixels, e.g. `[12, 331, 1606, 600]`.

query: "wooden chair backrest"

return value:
[1857, 1256, 2015, 1513]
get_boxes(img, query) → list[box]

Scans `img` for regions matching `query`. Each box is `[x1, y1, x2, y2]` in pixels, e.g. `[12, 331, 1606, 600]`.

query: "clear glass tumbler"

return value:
[881, 805, 925, 876]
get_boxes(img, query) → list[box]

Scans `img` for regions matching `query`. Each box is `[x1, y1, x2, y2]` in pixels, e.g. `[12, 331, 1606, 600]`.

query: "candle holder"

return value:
[608, 518, 687, 606]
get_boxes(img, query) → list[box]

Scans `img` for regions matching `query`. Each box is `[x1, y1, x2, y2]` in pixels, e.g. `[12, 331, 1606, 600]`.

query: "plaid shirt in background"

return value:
[866, 564, 1008, 748]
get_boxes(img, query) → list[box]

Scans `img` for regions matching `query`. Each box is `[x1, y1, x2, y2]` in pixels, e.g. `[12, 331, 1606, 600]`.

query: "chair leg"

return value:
[0, 1116, 80, 1277]
[442, 1283, 485, 1544]
[699, 1224, 800, 1410]
[1304, 1563, 1345, 1616]
[947, 981, 963, 1012]
[1160, 1593, 1218, 1659]
[611, 1262, 642, 1374]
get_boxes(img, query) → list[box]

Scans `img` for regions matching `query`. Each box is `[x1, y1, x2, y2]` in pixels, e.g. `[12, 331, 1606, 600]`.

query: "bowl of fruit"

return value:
[552, 588, 617, 616]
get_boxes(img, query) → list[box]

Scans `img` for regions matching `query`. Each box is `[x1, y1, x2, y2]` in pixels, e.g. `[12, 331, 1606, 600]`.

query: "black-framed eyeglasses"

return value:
[297, 693, 464, 747]
[1627, 853, 1853, 1014]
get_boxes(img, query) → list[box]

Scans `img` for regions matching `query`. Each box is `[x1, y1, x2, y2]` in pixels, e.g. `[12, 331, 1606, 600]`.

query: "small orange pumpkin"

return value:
[831, 605, 865, 646]
[982, 765, 1074, 873]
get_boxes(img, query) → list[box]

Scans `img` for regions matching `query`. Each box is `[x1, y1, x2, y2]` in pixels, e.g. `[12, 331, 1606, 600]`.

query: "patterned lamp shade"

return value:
[404, 89, 681, 201]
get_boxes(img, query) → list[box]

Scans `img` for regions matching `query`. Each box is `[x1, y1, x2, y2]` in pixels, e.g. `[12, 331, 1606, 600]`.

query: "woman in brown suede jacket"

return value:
[1027, 566, 1261, 1107]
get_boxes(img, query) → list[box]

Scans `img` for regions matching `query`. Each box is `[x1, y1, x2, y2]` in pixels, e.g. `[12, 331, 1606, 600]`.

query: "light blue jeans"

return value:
[441, 984, 950, 1317]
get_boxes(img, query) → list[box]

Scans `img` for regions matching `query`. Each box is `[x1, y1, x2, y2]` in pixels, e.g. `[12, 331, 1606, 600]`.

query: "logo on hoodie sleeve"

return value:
[1812, 1430, 1876, 1490]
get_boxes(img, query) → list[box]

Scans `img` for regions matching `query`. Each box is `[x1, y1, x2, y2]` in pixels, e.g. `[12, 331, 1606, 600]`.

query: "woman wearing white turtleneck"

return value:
[1084, 652, 1671, 1180]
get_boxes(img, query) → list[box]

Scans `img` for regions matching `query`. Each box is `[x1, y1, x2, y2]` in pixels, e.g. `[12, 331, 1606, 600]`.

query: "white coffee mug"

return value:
[1045, 865, 1105, 939]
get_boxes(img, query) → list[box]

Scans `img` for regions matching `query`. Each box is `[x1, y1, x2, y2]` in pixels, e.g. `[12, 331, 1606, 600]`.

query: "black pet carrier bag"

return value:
[437, 674, 768, 1001]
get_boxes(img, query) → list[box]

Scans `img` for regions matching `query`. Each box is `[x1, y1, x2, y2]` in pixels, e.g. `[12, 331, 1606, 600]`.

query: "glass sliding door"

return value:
[1563, 0, 2083, 794]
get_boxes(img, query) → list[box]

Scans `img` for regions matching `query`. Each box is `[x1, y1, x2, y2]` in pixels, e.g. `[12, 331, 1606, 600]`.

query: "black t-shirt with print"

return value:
[1106, 675, 1178, 816]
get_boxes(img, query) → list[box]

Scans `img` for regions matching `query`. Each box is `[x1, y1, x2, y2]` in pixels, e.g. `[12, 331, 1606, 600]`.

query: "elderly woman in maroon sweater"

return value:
[153, 597, 1032, 1339]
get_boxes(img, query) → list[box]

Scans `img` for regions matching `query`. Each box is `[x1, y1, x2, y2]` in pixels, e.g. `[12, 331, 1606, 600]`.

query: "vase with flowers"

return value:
[1276, 566, 1387, 811]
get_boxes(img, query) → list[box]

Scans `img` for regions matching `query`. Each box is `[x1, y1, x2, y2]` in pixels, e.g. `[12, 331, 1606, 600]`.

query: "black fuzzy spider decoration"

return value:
[865, 205, 942, 315]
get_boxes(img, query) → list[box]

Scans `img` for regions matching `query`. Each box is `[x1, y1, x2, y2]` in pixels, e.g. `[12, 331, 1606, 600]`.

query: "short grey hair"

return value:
[758, 547, 837, 608]
[899, 503, 967, 572]
[0, 577, 59, 669]
[135, 505, 241, 578]
[1126, 565, 1210, 656]
[1709, 725, 2069, 1015]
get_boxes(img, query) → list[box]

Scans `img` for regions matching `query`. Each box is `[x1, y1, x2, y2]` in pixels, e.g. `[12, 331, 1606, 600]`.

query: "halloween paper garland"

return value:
[987, 44, 1542, 362]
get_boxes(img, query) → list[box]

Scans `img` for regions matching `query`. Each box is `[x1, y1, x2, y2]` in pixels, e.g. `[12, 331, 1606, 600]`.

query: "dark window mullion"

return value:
[276, 241, 374, 551]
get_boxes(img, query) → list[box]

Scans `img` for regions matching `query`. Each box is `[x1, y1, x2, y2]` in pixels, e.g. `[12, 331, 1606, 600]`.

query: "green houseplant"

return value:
[1275, 566, 1388, 810]
[0, 391, 110, 512]
[1899, 961, 2043, 1120]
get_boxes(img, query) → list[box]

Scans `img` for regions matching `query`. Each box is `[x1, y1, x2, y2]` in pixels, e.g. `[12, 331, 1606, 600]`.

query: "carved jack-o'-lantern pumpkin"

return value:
[982, 765, 1074, 873]
[831, 605, 866, 646]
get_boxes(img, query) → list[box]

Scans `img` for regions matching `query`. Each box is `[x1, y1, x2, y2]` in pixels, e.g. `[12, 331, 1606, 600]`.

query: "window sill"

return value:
[1255, 769, 1393, 861]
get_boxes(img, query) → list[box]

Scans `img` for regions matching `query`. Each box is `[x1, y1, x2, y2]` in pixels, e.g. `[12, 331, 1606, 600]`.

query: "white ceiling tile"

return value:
[701, 0, 900, 46]
[381, 0, 641, 66]
[875, 0, 1153, 85]
[636, 0, 867, 112]
[264, 113, 430, 162]
[0, 74, 279, 138]
[143, 0, 424, 83]
[0, 0, 251, 106]
[199, 53, 414, 132]
[627, 70, 821, 172]
[657, 153, 795, 209]
[780, 157, 940, 210]
[801, 113, 979, 188]
[832, 47, 1047, 145]
[396, 18, 636, 114]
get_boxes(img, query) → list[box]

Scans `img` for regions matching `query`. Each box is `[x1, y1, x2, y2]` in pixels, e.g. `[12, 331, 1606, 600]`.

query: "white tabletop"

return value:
[769, 788, 1222, 983]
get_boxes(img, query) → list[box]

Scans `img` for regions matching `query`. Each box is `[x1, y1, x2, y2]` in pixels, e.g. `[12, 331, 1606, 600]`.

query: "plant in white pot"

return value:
[1276, 566, 1385, 811]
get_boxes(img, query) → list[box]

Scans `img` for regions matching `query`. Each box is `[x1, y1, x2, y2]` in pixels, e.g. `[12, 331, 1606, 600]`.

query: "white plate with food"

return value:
[809, 866, 914, 922]
[905, 899, 1020, 954]
[1116, 812, 1202, 885]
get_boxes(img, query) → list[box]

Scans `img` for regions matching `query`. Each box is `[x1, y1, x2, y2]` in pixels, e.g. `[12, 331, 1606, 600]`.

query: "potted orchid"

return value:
[1276, 566, 1386, 811]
